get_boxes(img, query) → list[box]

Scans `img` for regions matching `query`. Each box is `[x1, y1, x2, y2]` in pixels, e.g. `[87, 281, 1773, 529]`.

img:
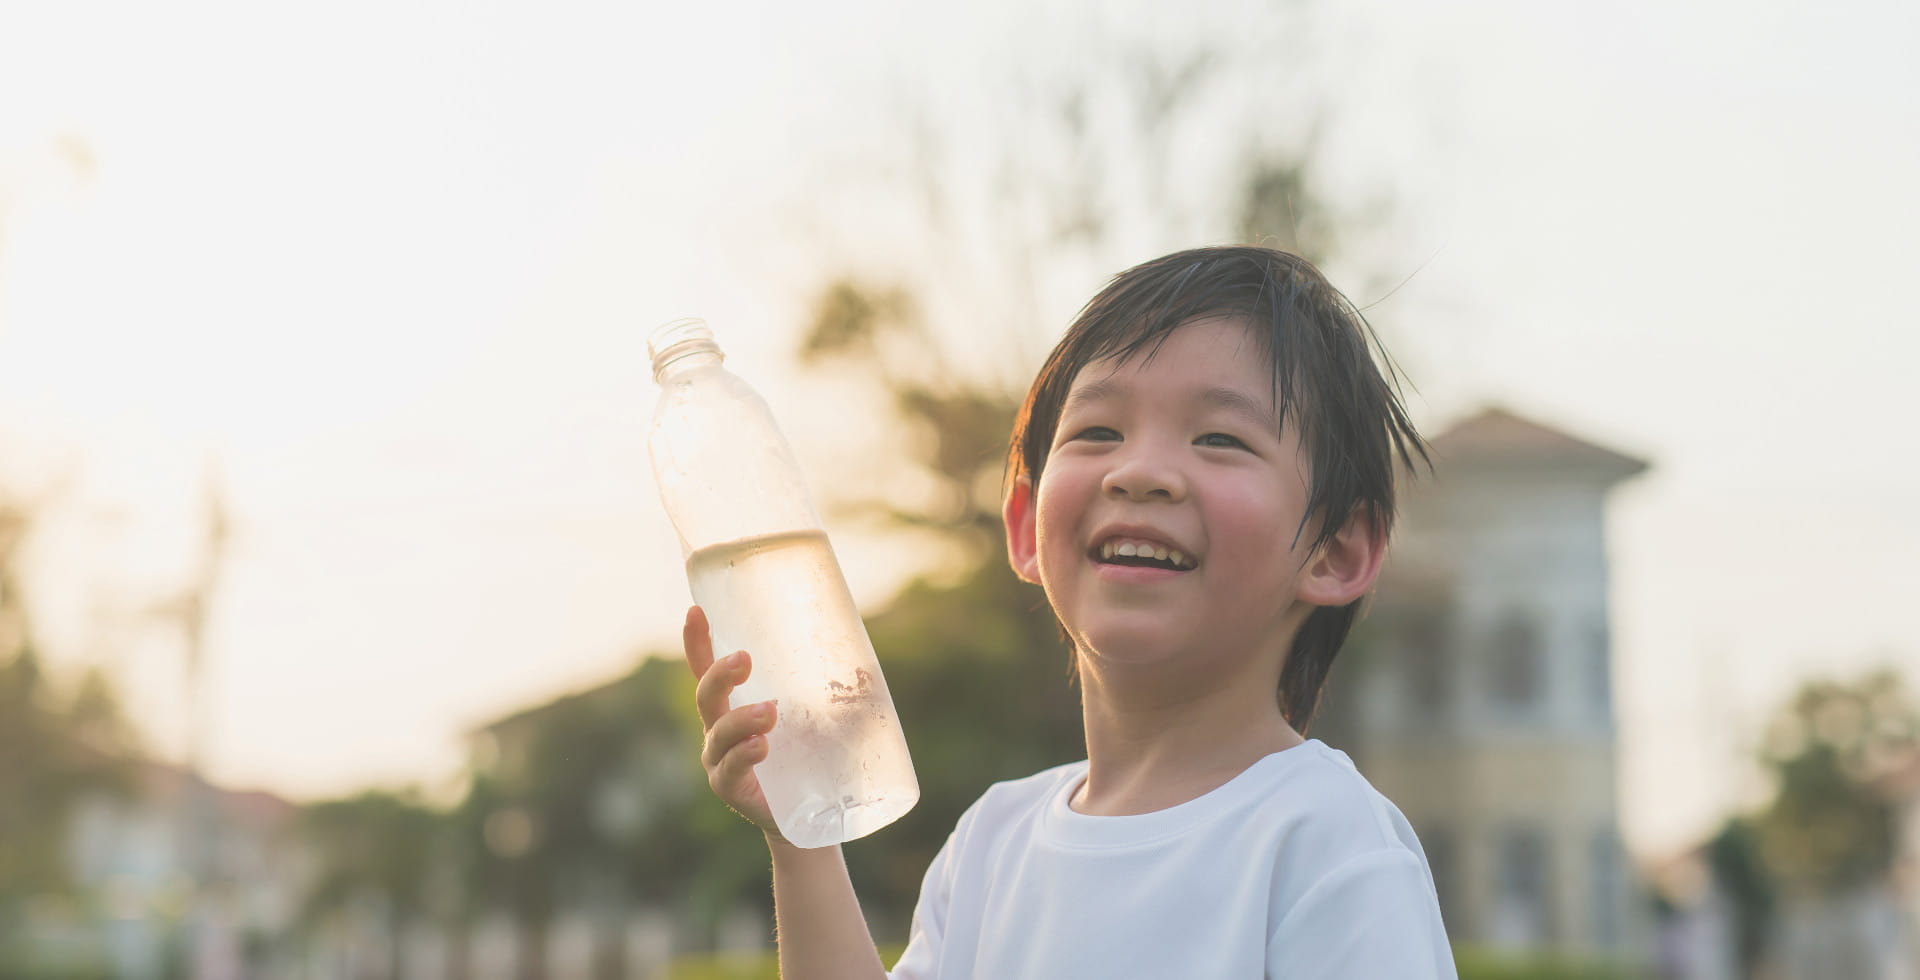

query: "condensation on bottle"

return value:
[647, 317, 918, 848]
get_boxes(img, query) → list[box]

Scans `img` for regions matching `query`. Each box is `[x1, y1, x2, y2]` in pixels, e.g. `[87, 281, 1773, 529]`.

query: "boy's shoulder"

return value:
[1254, 741, 1428, 865]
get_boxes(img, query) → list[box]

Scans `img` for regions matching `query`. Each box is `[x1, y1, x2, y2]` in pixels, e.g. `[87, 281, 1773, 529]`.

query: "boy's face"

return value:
[1006, 316, 1373, 682]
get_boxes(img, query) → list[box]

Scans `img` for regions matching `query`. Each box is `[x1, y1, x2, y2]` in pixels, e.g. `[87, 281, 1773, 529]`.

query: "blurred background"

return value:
[1, 0, 1915, 976]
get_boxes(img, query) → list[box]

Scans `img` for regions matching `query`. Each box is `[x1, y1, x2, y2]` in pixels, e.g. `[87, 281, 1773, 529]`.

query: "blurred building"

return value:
[1322, 406, 1650, 962]
[56, 759, 306, 978]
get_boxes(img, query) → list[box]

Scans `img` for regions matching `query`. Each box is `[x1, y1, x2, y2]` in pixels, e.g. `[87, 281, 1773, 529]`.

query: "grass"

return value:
[664, 945, 1648, 979]
[667, 945, 907, 979]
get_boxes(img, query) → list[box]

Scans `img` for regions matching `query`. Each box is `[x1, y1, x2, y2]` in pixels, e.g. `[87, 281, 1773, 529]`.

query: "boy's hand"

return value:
[683, 605, 788, 844]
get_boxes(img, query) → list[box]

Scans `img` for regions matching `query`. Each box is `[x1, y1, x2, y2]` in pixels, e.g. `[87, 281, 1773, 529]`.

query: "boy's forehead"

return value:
[1063, 365, 1281, 430]
[1082, 314, 1264, 367]
[1068, 316, 1271, 387]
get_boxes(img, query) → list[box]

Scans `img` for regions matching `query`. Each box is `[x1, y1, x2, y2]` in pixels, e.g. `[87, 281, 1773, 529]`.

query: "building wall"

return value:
[1368, 738, 1628, 951]
[1355, 449, 1644, 960]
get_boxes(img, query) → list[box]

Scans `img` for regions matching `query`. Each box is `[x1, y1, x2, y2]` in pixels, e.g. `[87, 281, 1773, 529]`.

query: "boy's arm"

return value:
[683, 606, 889, 980]
[768, 839, 890, 980]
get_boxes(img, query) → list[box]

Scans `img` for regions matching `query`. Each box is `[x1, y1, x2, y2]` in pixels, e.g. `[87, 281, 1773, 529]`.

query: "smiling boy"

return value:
[686, 246, 1458, 978]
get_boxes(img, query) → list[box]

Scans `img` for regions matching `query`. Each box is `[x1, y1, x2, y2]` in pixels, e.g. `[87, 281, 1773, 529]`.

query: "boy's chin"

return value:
[1072, 623, 1197, 670]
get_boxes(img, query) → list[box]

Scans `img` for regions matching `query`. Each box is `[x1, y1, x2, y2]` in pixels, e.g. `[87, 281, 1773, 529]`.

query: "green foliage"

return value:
[665, 945, 1645, 980]
[1704, 816, 1773, 978]
[1674, 669, 1920, 977]
[0, 648, 75, 907]
[665, 945, 906, 980]
[799, 280, 1016, 573]
[662, 952, 779, 980]
[298, 788, 443, 928]
[455, 656, 730, 919]
[1753, 668, 1915, 895]
[797, 280, 917, 367]
[0, 943, 114, 980]
[1237, 158, 1340, 269]
[1453, 947, 1649, 980]
[0, 501, 139, 944]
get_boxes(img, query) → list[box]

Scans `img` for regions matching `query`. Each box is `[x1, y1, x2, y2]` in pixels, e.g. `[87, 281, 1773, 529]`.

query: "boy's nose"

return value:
[1102, 452, 1186, 502]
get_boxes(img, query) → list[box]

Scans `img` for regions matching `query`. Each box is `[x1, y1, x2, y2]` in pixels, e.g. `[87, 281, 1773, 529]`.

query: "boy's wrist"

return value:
[767, 832, 826, 856]
[766, 834, 852, 872]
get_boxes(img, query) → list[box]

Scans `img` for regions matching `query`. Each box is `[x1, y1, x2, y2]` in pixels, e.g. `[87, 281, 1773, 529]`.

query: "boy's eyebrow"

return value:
[1060, 377, 1125, 414]
[1199, 385, 1280, 429]
[1062, 378, 1278, 428]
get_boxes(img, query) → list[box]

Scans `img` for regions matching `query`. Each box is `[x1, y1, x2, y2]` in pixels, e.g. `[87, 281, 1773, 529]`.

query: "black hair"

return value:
[1008, 245, 1430, 732]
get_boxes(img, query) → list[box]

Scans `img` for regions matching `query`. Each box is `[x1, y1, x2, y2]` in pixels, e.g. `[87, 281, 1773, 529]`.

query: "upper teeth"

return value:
[1100, 539, 1192, 569]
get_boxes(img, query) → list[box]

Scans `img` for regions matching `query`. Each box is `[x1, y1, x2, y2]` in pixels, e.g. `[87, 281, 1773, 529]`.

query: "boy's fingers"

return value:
[693, 648, 749, 730]
[709, 732, 769, 802]
[684, 604, 735, 729]
[701, 701, 777, 771]
[682, 606, 714, 677]
[683, 604, 774, 834]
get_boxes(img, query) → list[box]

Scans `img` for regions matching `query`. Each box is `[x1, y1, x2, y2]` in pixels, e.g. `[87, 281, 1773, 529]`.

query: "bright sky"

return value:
[1, 0, 1915, 860]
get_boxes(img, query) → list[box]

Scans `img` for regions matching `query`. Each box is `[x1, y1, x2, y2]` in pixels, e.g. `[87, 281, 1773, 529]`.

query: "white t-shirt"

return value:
[887, 740, 1457, 979]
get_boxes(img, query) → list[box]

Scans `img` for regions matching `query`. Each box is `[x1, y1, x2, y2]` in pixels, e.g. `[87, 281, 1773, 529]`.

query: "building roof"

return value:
[125, 758, 301, 828]
[1426, 406, 1650, 483]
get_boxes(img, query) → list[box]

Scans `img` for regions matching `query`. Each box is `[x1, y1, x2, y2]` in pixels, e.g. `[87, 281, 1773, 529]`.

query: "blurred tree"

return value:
[445, 654, 749, 976]
[298, 788, 442, 977]
[1685, 669, 1920, 978]
[452, 701, 584, 979]
[612, 657, 773, 951]
[1753, 669, 1916, 896]
[1704, 816, 1774, 980]
[0, 496, 137, 949]
[1237, 154, 1343, 270]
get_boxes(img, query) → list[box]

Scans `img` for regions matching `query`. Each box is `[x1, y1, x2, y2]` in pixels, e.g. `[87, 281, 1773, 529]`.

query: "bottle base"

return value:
[781, 791, 919, 850]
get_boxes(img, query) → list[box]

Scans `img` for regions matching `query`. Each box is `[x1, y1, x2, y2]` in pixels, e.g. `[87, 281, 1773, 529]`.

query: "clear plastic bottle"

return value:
[647, 317, 918, 848]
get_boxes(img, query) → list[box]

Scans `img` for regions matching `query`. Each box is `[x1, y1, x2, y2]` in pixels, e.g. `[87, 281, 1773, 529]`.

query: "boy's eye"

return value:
[1196, 433, 1247, 449]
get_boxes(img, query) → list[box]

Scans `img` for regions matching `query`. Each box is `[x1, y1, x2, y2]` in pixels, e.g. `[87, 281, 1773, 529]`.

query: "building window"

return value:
[1404, 615, 1453, 722]
[1591, 829, 1622, 948]
[1492, 825, 1553, 948]
[1489, 610, 1542, 707]
[1590, 620, 1612, 717]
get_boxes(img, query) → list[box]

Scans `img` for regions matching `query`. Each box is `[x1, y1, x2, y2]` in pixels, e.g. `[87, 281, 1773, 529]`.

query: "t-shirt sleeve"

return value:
[1268, 849, 1458, 980]
[885, 829, 957, 980]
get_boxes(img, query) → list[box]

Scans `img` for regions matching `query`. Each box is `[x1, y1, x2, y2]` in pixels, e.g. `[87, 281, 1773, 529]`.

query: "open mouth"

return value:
[1092, 538, 1196, 571]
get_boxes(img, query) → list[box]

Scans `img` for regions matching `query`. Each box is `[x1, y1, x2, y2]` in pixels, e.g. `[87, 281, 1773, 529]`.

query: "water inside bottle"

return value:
[686, 529, 918, 847]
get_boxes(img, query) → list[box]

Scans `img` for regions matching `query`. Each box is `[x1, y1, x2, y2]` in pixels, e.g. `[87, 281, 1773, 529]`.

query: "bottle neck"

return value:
[649, 318, 725, 383]
[652, 343, 723, 383]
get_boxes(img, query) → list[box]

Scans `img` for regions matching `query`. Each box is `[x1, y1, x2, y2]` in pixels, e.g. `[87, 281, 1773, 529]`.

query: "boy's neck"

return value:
[1070, 664, 1305, 817]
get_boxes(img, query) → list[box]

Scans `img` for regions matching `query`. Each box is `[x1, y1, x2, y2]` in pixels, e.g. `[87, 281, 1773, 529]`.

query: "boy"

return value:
[685, 246, 1457, 978]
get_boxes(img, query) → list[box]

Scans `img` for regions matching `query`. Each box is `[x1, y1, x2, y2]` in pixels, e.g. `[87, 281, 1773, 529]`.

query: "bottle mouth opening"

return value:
[649, 317, 722, 381]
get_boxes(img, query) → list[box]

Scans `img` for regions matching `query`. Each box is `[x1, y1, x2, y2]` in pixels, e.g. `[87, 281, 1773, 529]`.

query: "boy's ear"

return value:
[1295, 505, 1388, 608]
[1003, 476, 1041, 585]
